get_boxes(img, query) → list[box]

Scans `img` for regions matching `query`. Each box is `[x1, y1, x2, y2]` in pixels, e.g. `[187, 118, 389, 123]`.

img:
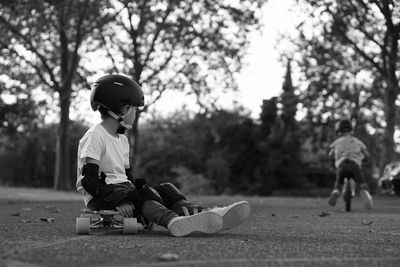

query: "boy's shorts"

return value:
[334, 159, 368, 189]
[87, 182, 134, 211]
[87, 182, 186, 214]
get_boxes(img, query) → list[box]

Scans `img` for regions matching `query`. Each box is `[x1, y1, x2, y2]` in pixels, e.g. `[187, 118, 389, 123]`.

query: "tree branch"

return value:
[99, 30, 120, 73]
[0, 16, 60, 91]
[142, 1, 175, 68]
[67, 0, 90, 84]
[0, 40, 53, 89]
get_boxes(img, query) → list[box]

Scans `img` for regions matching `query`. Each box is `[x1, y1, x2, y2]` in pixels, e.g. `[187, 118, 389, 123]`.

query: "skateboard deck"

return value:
[76, 209, 138, 235]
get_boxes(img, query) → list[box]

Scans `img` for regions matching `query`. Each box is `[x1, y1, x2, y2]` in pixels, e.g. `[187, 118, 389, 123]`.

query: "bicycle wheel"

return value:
[344, 178, 352, 212]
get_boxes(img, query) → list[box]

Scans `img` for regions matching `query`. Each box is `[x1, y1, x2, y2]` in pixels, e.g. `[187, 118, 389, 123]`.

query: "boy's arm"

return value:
[125, 167, 135, 184]
[81, 157, 103, 197]
[361, 145, 370, 159]
[86, 157, 99, 165]
[328, 148, 334, 158]
[125, 167, 147, 189]
[328, 142, 335, 158]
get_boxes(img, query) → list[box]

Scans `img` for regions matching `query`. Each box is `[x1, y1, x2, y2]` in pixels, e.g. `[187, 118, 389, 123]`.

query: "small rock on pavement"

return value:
[362, 220, 373, 225]
[158, 253, 179, 262]
[318, 212, 330, 217]
[40, 218, 55, 223]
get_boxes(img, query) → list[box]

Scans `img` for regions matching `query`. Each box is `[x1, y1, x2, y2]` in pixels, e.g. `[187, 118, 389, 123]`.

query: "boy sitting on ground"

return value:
[76, 74, 251, 236]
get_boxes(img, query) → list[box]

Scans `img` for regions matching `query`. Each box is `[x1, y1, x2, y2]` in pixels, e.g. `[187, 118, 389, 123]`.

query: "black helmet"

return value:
[335, 119, 352, 133]
[90, 74, 144, 114]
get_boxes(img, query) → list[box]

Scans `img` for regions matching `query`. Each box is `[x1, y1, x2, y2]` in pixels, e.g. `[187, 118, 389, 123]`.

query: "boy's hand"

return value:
[116, 203, 134, 218]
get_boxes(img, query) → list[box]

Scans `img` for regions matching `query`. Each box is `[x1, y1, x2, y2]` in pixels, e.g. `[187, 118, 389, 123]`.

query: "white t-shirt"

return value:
[76, 124, 130, 206]
[329, 135, 367, 168]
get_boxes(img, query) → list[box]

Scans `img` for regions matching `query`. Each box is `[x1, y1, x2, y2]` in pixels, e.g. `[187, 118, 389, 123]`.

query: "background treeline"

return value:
[1, 0, 399, 195]
[0, 62, 378, 195]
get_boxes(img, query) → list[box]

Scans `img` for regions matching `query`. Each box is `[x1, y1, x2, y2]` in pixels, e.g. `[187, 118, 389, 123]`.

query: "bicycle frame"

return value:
[343, 177, 356, 212]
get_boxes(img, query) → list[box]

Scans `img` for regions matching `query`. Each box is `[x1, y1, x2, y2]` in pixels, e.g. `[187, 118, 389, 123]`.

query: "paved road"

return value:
[0, 192, 399, 267]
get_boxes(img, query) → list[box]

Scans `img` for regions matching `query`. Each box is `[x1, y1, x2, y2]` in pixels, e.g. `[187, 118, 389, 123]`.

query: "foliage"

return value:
[137, 109, 262, 194]
[99, 0, 267, 170]
[173, 166, 214, 195]
[288, 0, 400, 168]
[0, 0, 267, 189]
[0, 121, 88, 187]
[0, 0, 113, 189]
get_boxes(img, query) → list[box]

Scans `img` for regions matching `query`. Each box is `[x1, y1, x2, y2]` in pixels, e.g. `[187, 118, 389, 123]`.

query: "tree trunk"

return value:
[382, 86, 396, 168]
[129, 109, 142, 176]
[381, 26, 399, 169]
[54, 90, 72, 190]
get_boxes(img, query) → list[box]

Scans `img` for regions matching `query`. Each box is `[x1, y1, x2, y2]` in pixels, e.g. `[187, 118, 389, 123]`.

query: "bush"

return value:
[173, 166, 215, 195]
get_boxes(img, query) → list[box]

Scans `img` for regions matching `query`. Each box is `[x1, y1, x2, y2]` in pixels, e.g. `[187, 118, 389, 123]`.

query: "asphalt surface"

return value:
[0, 190, 399, 267]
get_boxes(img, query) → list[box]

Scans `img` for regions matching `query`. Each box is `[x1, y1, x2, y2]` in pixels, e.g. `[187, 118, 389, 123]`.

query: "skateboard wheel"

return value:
[123, 218, 137, 234]
[76, 217, 91, 235]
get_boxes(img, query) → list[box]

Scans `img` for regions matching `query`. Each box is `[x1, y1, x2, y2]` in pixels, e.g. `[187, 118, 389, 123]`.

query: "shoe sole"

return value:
[168, 211, 222, 237]
[221, 201, 251, 230]
[328, 192, 339, 206]
[360, 190, 373, 210]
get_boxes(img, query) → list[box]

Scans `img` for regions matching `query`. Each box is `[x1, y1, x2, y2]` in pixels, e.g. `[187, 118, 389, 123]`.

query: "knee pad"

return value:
[140, 187, 164, 204]
[159, 182, 182, 195]
[154, 182, 186, 208]
[128, 186, 164, 212]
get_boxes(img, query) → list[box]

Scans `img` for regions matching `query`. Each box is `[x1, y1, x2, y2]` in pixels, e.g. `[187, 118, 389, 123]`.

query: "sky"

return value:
[143, 0, 300, 121]
[236, 0, 298, 118]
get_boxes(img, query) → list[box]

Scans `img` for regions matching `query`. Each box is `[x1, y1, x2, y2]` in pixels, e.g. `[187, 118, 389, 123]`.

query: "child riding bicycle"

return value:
[328, 119, 373, 209]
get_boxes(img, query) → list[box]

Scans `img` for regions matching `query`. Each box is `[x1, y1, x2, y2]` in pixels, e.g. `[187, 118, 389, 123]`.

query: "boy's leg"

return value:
[329, 165, 344, 206]
[153, 182, 186, 208]
[87, 182, 134, 211]
[352, 163, 373, 210]
[153, 182, 206, 215]
[87, 198, 115, 211]
[153, 182, 249, 231]
[141, 199, 222, 237]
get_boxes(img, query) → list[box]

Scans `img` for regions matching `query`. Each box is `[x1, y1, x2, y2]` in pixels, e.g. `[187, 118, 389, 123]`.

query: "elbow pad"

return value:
[81, 163, 101, 197]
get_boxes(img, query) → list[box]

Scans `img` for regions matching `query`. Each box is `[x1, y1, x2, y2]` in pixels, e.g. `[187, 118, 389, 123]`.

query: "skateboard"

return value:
[76, 209, 138, 235]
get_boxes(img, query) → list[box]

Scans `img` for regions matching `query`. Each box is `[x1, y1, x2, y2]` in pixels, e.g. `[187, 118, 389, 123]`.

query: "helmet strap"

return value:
[106, 109, 133, 132]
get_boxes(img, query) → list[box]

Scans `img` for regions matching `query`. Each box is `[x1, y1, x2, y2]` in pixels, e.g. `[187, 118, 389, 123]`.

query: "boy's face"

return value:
[121, 105, 137, 126]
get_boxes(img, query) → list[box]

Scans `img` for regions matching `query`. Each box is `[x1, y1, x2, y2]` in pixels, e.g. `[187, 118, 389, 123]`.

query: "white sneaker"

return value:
[208, 201, 251, 231]
[328, 189, 340, 206]
[167, 211, 223, 237]
[360, 190, 374, 210]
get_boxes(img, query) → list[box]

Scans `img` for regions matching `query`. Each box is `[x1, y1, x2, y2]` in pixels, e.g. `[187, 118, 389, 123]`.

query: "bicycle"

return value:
[343, 177, 356, 212]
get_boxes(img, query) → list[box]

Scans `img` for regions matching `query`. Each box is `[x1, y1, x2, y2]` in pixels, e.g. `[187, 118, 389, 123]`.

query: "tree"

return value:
[99, 0, 267, 172]
[292, 0, 400, 168]
[257, 97, 279, 195]
[0, 0, 113, 189]
[280, 60, 298, 131]
[0, 88, 45, 137]
[260, 97, 278, 137]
